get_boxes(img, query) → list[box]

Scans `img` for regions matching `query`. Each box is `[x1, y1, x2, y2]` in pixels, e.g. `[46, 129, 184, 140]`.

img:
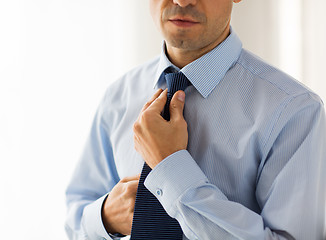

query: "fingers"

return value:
[169, 90, 186, 121]
[145, 89, 168, 114]
[119, 175, 140, 199]
[124, 179, 139, 198]
[120, 174, 140, 183]
[102, 175, 139, 235]
[142, 89, 164, 112]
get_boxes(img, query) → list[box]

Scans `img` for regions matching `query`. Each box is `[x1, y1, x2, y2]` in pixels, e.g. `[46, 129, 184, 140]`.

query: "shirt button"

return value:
[156, 188, 163, 196]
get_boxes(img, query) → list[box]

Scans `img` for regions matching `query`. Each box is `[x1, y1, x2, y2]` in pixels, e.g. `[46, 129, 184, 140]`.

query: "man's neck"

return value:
[165, 25, 231, 69]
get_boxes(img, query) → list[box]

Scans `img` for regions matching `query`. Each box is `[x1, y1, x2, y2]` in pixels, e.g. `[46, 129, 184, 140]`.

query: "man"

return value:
[65, 0, 326, 239]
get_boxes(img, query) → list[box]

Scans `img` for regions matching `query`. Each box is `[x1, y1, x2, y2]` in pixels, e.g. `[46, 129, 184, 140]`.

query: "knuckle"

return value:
[133, 122, 140, 133]
[170, 102, 178, 109]
[120, 177, 128, 183]
[175, 117, 187, 125]
[124, 183, 137, 197]
[142, 109, 151, 118]
[125, 182, 133, 192]
[141, 110, 153, 123]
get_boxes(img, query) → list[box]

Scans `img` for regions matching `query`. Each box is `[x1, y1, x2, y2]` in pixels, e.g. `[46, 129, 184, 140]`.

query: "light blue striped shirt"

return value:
[65, 30, 326, 240]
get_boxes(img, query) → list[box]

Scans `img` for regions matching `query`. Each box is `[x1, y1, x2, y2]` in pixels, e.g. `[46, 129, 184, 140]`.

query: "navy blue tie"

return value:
[131, 71, 190, 240]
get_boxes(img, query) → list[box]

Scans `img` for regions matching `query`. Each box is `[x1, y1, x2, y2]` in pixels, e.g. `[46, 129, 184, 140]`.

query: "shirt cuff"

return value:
[82, 194, 113, 240]
[144, 150, 209, 214]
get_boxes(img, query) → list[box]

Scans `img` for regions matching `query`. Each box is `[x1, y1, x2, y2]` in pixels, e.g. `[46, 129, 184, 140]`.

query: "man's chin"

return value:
[165, 36, 199, 50]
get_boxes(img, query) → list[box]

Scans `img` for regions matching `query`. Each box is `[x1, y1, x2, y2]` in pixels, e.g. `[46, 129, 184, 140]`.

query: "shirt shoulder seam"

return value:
[262, 91, 321, 149]
[235, 51, 301, 96]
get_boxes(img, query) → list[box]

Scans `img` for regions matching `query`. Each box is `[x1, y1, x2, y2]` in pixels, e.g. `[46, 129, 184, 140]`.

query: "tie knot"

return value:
[165, 71, 190, 99]
[161, 71, 190, 121]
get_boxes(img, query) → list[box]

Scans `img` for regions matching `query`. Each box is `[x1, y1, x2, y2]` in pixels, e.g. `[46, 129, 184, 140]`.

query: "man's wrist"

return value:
[144, 150, 210, 211]
[101, 193, 127, 239]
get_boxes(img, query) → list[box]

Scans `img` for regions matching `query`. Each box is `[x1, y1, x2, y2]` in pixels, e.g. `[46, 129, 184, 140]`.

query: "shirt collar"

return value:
[154, 27, 243, 98]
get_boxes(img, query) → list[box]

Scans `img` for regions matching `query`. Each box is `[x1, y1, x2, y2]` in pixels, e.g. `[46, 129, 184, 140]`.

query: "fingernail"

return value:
[177, 92, 185, 102]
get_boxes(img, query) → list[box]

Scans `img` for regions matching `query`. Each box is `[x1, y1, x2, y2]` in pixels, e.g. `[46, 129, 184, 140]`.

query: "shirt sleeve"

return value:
[144, 93, 326, 240]
[65, 91, 119, 240]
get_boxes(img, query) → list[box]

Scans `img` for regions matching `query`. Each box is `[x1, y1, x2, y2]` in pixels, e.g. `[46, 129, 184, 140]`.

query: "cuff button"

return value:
[156, 188, 163, 196]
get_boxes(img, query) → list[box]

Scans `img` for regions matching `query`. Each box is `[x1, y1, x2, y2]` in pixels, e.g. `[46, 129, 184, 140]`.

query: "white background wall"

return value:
[0, 1, 325, 239]
[232, 0, 326, 100]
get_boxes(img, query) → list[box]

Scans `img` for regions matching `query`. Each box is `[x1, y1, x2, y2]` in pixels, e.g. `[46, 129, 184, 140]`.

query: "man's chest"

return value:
[109, 89, 263, 211]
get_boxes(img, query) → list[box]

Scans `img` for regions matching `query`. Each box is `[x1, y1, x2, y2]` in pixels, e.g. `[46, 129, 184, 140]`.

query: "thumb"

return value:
[169, 90, 186, 121]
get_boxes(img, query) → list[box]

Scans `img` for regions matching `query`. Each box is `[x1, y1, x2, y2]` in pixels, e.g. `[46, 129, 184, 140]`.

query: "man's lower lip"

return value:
[169, 20, 198, 27]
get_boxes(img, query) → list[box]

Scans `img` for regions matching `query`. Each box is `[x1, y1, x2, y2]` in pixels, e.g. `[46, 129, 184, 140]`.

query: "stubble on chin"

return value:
[161, 5, 206, 50]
